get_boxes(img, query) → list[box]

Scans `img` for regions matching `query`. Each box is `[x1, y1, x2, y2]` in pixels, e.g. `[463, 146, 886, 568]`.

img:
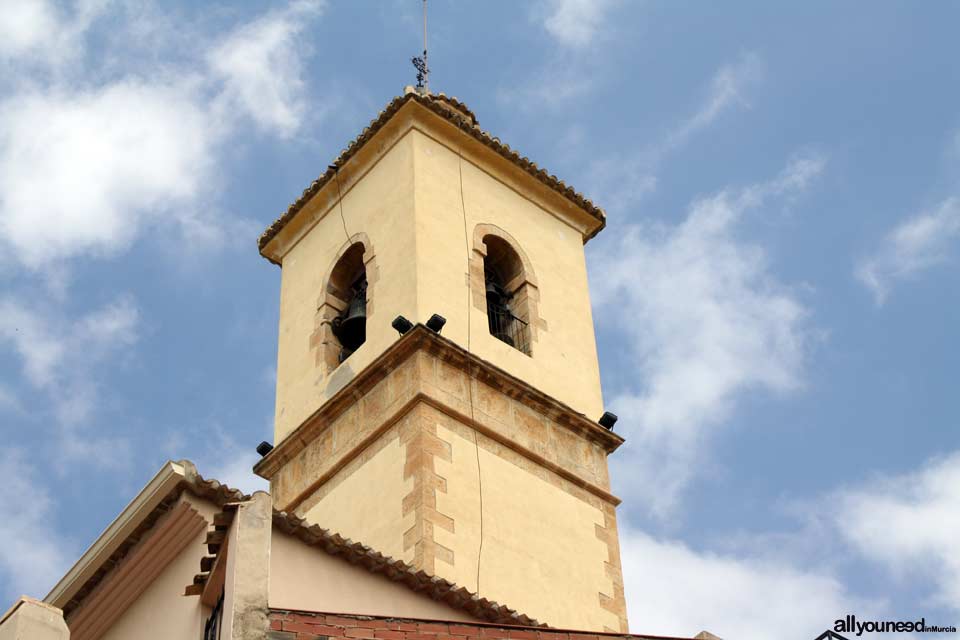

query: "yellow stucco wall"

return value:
[274, 133, 418, 442]
[433, 424, 619, 632]
[301, 432, 412, 562]
[410, 128, 604, 422]
[270, 530, 477, 621]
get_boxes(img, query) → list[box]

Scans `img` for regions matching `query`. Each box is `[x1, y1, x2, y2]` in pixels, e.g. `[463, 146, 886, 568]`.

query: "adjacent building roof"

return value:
[45, 460, 246, 616]
[49, 459, 541, 628]
[257, 88, 606, 256]
[272, 510, 543, 627]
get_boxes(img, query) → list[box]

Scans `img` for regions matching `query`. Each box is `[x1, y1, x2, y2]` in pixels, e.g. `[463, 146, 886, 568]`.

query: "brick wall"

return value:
[267, 610, 693, 640]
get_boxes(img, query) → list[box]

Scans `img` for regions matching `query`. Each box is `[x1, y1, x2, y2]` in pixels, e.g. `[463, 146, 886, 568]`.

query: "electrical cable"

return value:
[332, 166, 351, 245]
[457, 131, 485, 595]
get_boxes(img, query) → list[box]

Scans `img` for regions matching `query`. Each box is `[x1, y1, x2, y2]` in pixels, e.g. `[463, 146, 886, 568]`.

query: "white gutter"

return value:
[44, 461, 187, 609]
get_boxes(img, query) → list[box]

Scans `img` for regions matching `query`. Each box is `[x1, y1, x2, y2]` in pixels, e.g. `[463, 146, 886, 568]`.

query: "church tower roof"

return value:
[258, 88, 606, 261]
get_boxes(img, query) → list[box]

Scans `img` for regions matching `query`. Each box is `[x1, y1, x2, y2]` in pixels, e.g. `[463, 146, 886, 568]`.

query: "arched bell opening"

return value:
[326, 242, 368, 364]
[482, 235, 531, 355]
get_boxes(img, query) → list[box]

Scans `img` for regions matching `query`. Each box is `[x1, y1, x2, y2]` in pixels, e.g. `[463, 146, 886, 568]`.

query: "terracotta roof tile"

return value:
[178, 459, 249, 506]
[258, 90, 605, 258]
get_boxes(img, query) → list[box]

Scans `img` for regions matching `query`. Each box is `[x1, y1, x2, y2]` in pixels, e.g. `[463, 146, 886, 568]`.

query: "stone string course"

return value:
[265, 332, 622, 513]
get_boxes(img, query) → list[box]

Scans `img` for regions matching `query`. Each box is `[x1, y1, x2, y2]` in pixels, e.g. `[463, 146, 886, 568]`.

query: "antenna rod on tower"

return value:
[411, 0, 429, 92]
[423, 0, 429, 93]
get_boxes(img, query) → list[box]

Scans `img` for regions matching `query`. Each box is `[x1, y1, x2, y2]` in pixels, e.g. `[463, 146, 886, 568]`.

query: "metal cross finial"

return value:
[412, 54, 428, 90]
[411, 0, 429, 91]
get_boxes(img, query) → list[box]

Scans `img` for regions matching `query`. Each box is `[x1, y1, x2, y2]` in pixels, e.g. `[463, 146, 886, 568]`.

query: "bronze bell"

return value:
[485, 272, 516, 346]
[332, 281, 367, 359]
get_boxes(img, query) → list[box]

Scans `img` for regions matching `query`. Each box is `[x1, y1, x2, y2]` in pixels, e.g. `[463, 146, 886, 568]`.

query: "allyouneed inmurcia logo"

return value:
[819, 614, 958, 637]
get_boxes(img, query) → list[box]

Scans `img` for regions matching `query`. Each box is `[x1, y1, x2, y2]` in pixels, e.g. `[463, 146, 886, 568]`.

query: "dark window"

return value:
[482, 236, 530, 354]
[332, 274, 367, 362]
[328, 244, 367, 363]
[204, 591, 224, 640]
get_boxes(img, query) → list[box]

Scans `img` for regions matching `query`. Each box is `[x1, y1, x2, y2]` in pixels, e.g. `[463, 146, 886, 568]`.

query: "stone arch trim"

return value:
[471, 224, 538, 287]
[321, 232, 379, 297]
[469, 224, 546, 351]
[309, 233, 380, 375]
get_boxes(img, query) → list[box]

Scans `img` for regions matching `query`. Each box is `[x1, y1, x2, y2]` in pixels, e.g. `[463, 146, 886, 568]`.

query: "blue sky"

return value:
[0, 1, 958, 638]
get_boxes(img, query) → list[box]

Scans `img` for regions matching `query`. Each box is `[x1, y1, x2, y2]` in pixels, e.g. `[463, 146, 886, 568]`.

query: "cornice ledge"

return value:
[255, 326, 624, 482]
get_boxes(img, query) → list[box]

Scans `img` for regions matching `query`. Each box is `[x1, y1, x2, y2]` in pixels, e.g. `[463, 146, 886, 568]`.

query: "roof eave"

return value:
[44, 461, 187, 608]
[258, 91, 606, 266]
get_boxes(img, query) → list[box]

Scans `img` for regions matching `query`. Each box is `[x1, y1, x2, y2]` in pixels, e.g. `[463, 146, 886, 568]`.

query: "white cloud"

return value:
[206, 451, 269, 496]
[584, 155, 658, 214]
[496, 60, 594, 110]
[856, 197, 960, 305]
[77, 296, 140, 347]
[831, 451, 960, 611]
[622, 450, 960, 639]
[593, 153, 825, 516]
[0, 80, 216, 268]
[209, 0, 325, 138]
[539, 0, 618, 49]
[0, 296, 138, 389]
[0, 0, 61, 61]
[499, 1, 619, 108]
[0, 296, 139, 462]
[666, 52, 763, 152]
[0, 450, 74, 601]
[0, 1, 325, 273]
[0, 299, 65, 387]
[584, 53, 763, 212]
[621, 527, 880, 640]
[0, 0, 105, 67]
[0, 0, 322, 483]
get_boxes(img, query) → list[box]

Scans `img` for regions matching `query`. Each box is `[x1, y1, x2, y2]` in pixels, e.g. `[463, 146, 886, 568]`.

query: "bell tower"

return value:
[255, 88, 627, 632]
